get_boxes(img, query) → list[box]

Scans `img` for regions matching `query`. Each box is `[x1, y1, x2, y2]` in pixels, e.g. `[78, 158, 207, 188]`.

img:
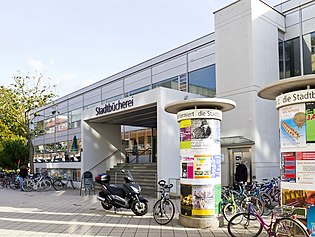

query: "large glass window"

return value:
[68, 109, 81, 129]
[188, 65, 216, 97]
[303, 32, 315, 75]
[152, 76, 178, 90]
[284, 37, 301, 77]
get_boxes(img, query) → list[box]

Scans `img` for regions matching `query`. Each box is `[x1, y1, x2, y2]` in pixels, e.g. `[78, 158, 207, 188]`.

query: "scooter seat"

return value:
[107, 185, 126, 197]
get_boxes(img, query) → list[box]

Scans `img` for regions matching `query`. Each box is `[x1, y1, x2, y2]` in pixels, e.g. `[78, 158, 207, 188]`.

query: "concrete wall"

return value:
[80, 87, 201, 182]
[214, 0, 285, 181]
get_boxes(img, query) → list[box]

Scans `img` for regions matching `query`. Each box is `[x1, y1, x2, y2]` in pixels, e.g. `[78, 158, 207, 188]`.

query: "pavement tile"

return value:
[0, 188, 230, 237]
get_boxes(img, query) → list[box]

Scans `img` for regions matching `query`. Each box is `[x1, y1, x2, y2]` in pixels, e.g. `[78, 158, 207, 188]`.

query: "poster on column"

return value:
[192, 184, 215, 216]
[180, 184, 192, 216]
[194, 154, 211, 178]
[281, 152, 296, 182]
[181, 157, 194, 179]
[296, 152, 315, 184]
[191, 119, 220, 153]
[306, 102, 315, 143]
[279, 104, 306, 148]
[180, 119, 192, 149]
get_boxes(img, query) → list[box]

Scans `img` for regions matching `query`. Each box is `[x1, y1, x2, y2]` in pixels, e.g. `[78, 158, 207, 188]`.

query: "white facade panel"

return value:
[302, 3, 315, 21]
[302, 17, 315, 35]
[124, 69, 151, 91]
[284, 24, 300, 40]
[101, 80, 124, 99]
[152, 64, 186, 84]
[188, 54, 215, 72]
[285, 11, 299, 27]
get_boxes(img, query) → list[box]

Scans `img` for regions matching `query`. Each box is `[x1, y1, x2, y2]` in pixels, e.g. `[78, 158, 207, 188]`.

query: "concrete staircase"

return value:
[105, 162, 158, 197]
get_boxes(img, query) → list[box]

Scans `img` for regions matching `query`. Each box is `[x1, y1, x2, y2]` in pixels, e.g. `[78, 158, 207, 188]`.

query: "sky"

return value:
[0, 0, 283, 98]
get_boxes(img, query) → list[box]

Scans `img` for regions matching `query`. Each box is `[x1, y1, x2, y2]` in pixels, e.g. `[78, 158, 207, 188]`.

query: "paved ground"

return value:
[0, 188, 232, 237]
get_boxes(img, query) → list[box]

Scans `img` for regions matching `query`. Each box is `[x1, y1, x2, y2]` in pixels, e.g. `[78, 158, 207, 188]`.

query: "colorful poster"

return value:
[180, 184, 192, 216]
[282, 188, 315, 207]
[190, 119, 220, 153]
[296, 152, 315, 184]
[194, 154, 211, 178]
[180, 119, 191, 149]
[192, 185, 215, 216]
[306, 102, 315, 143]
[281, 152, 296, 182]
[181, 157, 194, 179]
[279, 104, 306, 148]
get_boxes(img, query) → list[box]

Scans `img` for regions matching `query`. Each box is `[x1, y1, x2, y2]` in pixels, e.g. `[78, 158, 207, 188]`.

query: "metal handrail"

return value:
[88, 149, 124, 172]
[114, 147, 151, 184]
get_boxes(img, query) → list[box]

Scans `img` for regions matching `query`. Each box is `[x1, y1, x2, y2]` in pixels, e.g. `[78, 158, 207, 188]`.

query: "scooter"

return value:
[95, 170, 148, 216]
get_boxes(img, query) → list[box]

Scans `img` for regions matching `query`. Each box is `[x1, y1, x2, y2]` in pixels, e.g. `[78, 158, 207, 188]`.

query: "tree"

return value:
[0, 140, 28, 170]
[0, 71, 56, 172]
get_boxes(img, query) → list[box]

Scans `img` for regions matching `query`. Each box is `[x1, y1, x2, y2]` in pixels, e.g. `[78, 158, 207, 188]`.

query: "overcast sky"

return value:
[0, 0, 283, 98]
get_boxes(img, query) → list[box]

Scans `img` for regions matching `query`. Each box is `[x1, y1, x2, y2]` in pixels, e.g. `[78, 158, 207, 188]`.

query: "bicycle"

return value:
[152, 179, 175, 225]
[22, 173, 52, 192]
[227, 201, 311, 237]
[53, 175, 76, 191]
[9, 174, 20, 190]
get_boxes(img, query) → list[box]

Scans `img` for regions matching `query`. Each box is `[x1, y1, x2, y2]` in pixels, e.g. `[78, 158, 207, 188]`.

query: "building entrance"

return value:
[122, 127, 157, 163]
[229, 147, 252, 184]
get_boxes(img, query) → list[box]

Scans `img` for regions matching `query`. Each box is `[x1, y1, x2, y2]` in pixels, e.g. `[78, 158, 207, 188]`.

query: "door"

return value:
[229, 148, 252, 184]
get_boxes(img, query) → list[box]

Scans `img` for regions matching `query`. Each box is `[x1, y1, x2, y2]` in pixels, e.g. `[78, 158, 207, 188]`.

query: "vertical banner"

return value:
[281, 152, 296, 182]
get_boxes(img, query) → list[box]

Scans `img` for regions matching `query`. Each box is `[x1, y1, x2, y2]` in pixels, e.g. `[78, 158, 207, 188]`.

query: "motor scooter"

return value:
[95, 170, 148, 216]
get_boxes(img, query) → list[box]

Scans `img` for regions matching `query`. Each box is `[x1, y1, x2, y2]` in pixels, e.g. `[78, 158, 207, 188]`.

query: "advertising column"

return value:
[179, 109, 222, 219]
[276, 89, 315, 234]
[165, 98, 236, 228]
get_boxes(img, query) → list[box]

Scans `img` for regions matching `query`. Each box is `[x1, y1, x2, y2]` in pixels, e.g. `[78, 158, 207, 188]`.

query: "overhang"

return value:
[221, 136, 255, 147]
[85, 103, 157, 128]
[258, 75, 315, 100]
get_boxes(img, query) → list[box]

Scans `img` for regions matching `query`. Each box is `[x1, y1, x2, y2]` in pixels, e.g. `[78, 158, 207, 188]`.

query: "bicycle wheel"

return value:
[22, 179, 34, 192]
[228, 212, 263, 237]
[260, 192, 273, 215]
[273, 217, 309, 237]
[43, 179, 52, 191]
[53, 180, 65, 191]
[9, 178, 19, 190]
[0, 178, 4, 189]
[153, 199, 175, 225]
[223, 203, 242, 222]
[240, 195, 265, 217]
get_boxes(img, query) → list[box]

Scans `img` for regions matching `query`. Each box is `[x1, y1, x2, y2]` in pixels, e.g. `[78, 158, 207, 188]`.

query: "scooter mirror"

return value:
[121, 169, 125, 174]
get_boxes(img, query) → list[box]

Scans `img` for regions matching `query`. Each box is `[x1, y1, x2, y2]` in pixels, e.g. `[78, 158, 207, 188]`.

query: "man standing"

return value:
[235, 161, 248, 183]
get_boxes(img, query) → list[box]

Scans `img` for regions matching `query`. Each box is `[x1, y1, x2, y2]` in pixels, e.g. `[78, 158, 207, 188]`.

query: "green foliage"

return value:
[0, 140, 29, 170]
[0, 71, 57, 170]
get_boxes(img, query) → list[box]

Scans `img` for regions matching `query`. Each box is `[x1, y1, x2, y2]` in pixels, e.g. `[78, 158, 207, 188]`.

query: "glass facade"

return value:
[188, 64, 216, 97]
[279, 31, 315, 79]
[303, 32, 315, 75]
[284, 37, 301, 78]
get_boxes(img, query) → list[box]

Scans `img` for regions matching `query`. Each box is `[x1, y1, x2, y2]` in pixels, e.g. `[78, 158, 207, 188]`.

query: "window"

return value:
[188, 65, 216, 97]
[303, 32, 315, 75]
[152, 76, 178, 90]
[279, 39, 285, 79]
[68, 109, 81, 129]
[284, 37, 301, 77]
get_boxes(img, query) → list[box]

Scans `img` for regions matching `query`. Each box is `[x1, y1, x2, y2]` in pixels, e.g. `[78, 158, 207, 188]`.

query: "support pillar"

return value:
[165, 98, 236, 228]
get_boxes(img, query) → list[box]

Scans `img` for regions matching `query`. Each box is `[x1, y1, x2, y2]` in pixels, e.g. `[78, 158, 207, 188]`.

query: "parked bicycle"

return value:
[53, 175, 76, 191]
[22, 173, 52, 192]
[153, 179, 175, 225]
[227, 201, 311, 237]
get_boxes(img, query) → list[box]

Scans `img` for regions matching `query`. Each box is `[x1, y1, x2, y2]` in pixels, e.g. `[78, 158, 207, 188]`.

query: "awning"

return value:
[220, 136, 255, 147]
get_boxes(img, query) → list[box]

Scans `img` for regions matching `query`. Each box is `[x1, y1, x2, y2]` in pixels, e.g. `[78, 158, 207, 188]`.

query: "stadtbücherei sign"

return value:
[95, 98, 134, 115]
